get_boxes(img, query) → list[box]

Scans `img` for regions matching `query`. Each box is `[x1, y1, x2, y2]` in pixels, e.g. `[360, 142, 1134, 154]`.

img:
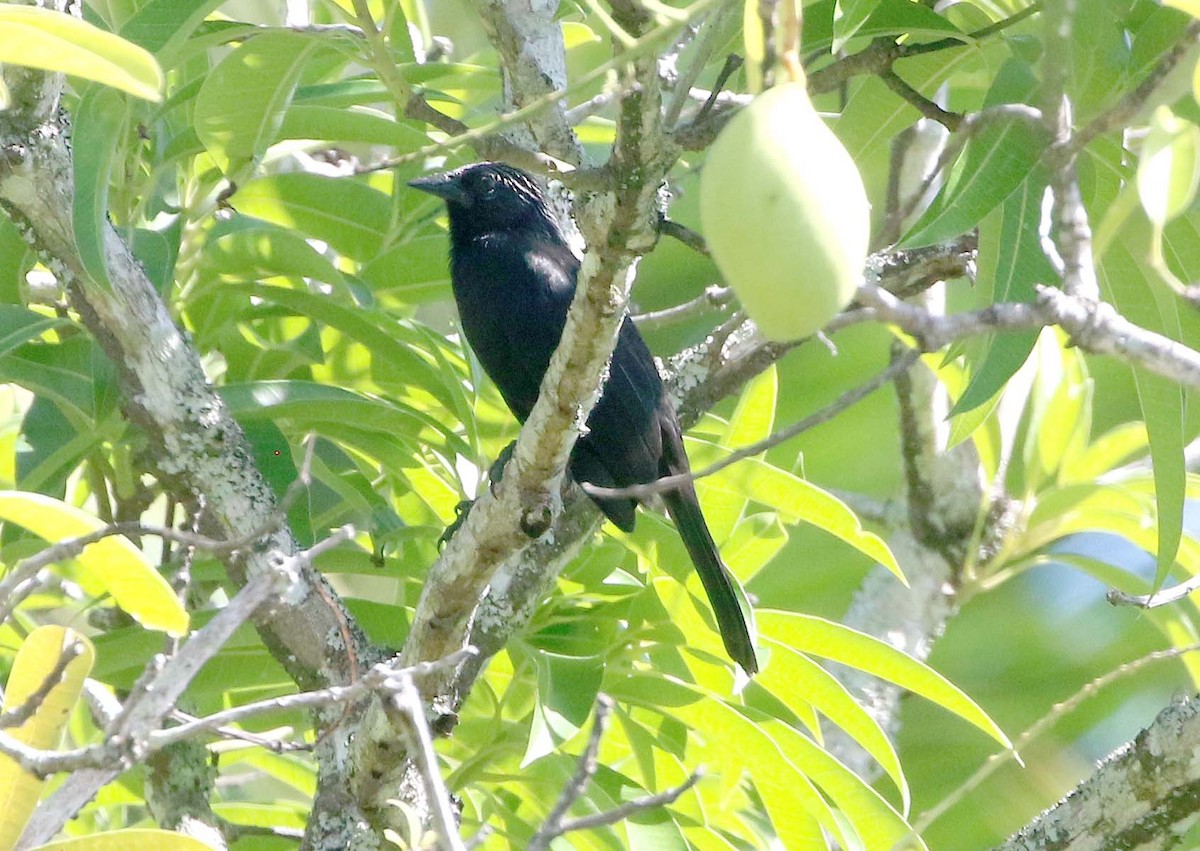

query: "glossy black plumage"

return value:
[410, 162, 757, 675]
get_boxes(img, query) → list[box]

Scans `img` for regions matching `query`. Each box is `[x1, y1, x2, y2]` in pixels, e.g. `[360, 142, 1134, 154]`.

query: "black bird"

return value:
[410, 162, 758, 675]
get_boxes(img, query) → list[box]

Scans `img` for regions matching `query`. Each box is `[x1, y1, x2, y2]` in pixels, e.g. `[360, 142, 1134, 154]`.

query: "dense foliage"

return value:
[3, 0, 1200, 849]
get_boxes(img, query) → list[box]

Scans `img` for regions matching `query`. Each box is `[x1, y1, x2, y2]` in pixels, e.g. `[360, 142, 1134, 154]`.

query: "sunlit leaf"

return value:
[72, 84, 127, 292]
[35, 828, 231, 850]
[758, 611, 1010, 747]
[0, 626, 95, 850]
[0, 5, 162, 100]
[194, 31, 320, 172]
[521, 649, 604, 766]
[1137, 107, 1200, 227]
[902, 59, 1049, 248]
[0, 491, 187, 635]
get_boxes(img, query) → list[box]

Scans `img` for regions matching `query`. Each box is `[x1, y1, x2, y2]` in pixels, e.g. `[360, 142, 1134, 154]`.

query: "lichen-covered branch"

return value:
[997, 696, 1200, 851]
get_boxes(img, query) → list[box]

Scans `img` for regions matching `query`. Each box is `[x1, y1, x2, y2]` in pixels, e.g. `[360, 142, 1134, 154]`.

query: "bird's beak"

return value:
[408, 172, 471, 207]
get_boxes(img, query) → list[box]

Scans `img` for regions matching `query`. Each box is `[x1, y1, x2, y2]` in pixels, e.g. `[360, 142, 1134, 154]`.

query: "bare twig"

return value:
[880, 70, 962, 131]
[656, 217, 711, 256]
[891, 104, 1044, 235]
[527, 695, 612, 851]
[854, 284, 1200, 388]
[1107, 576, 1200, 609]
[388, 672, 467, 851]
[528, 694, 699, 849]
[633, 284, 733, 330]
[1070, 20, 1200, 156]
[920, 644, 1200, 834]
[0, 640, 86, 730]
[17, 531, 346, 845]
[584, 349, 920, 501]
[153, 648, 474, 752]
[555, 773, 702, 835]
[996, 685, 1200, 848]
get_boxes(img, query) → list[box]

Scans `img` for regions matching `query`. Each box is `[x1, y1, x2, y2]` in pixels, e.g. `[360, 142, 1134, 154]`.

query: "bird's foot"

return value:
[487, 440, 517, 494]
[438, 498, 475, 549]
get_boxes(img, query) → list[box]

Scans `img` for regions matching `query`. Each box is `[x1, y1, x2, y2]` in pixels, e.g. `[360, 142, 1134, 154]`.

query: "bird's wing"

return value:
[571, 318, 665, 496]
[451, 234, 577, 420]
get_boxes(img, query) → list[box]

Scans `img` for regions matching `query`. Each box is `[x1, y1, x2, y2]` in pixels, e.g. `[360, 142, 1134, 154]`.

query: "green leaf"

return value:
[902, 59, 1050, 248]
[34, 828, 223, 851]
[278, 104, 430, 148]
[705, 367, 777, 541]
[0, 337, 109, 422]
[1067, 0, 1132, 118]
[677, 694, 844, 847]
[1097, 216, 1186, 585]
[0, 306, 63, 357]
[521, 649, 604, 766]
[235, 283, 474, 426]
[952, 170, 1056, 417]
[1137, 107, 1200, 227]
[0, 214, 32, 304]
[1061, 422, 1149, 484]
[838, 44, 983, 163]
[219, 380, 471, 458]
[205, 226, 347, 288]
[119, 0, 227, 59]
[0, 626, 95, 850]
[1020, 331, 1092, 493]
[194, 31, 320, 172]
[359, 234, 452, 301]
[0, 5, 162, 101]
[762, 717, 925, 850]
[687, 447, 903, 582]
[805, 0, 964, 54]
[233, 174, 391, 261]
[0, 491, 188, 635]
[758, 638, 909, 811]
[758, 610, 1010, 747]
[832, 0, 882, 51]
[71, 84, 127, 292]
[239, 419, 313, 547]
[17, 396, 94, 498]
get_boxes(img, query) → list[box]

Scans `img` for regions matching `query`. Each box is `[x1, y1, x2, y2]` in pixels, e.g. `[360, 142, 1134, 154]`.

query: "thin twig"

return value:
[1107, 575, 1200, 608]
[695, 53, 743, 124]
[528, 695, 614, 851]
[0, 640, 85, 730]
[915, 642, 1200, 833]
[390, 672, 468, 851]
[152, 649, 476, 751]
[356, 0, 723, 180]
[556, 773, 702, 834]
[584, 349, 920, 501]
[656, 217, 710, 256]
[1069, 20, 1200, 156]
[880, 70, 961, 131]
[633, 284, 733, 330]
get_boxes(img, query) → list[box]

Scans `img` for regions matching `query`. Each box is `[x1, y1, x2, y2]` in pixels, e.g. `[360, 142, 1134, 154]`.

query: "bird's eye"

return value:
[476, 172, 498, 197]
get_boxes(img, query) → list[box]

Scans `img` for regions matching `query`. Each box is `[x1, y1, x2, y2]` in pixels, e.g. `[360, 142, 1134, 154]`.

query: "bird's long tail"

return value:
[662, 480, 759, 676]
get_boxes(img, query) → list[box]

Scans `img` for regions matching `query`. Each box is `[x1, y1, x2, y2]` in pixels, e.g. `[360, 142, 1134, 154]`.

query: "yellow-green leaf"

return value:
[0, 626, 95, 850]
[33, 828, 220, 850]
[758, 610, 1010, 747]
[0, 491, 187, 635]
[759, 637, 909, 812]
[1137, 107, 1200, 227]
[1166, 0, 1200, 19]
[0, 6, 162, 101]
[742, 0, 765, 93]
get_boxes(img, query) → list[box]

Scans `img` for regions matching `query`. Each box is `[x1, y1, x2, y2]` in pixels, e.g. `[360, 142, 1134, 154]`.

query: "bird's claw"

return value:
[438, 499, 475, 549]
[487, 440, 517, 496]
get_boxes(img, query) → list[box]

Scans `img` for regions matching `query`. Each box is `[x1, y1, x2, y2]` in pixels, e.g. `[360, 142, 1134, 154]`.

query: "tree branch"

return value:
[996, 695, 1200, 850]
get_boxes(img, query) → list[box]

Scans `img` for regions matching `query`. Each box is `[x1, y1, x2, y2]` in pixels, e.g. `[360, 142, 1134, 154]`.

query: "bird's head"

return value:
[409, 162, 562, 243]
